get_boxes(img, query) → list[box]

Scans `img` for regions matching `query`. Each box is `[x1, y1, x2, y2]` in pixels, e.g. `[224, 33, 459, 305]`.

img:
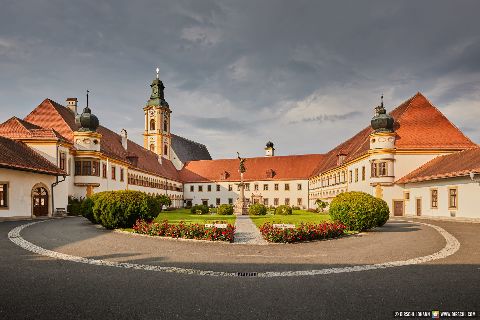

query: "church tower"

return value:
[143, 68, 172, 160]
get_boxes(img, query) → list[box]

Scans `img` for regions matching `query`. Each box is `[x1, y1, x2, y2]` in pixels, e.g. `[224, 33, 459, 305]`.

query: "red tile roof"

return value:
[312, 92, 476, 176]
[180, 154, 325, 183]
[397, 147, 480, 184]
[0, 136, 65, 176]
[0, 117, 69, 142]
[21, 99, 180, 181]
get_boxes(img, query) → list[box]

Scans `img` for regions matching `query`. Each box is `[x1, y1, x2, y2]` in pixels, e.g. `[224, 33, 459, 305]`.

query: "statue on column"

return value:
[234, 152, 248, 215]
[237, 152, 246, 173]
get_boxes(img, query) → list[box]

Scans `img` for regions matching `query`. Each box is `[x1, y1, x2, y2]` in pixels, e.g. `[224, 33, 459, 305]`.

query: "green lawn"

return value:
[249, 210, 331, 227]
[154, 208, 236, 225]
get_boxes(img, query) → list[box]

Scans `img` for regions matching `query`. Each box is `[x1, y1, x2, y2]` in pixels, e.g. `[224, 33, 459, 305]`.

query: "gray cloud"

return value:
[291, 111, 363, 124]
[0, 0, 479, 158]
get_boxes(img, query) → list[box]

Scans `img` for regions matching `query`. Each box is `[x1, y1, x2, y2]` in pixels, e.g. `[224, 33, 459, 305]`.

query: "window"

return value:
[150, 144, 155, 152]
[379, 162, 387, 176]
[448, 188, 458, 209]
[164, 144, 168, 156]
[228, 198, 233, 205]
[285, 184, 290, 191]
[245, 183, 250, 191]
[349, 170, 352, 183]
[274, 198, 279, 206]
[284, 198, 290, 205]
[120, 168, 124, 182]
[207, 185, 212, 192]
[362, 166, 366, 181]
[297, 198, 302, 206]
[202, 199, 208, 206]
[190, 185, 194, 192]
[198, 185, 203, 192]
[263, 184, 268, 191]
[75, 160, 100, 176]
[102, 163, 107, 178]
[111, 166, 116, 180]
[431, 189, 438, 209]
[355, 168, 359, 182]
[150, 119, 156, 131]
[228, 184, 232, 191]
[0, 183, 8, 208]
[216, 185, 220, 192]
[371, 162, 388, 177]
[263, 198, 269, 206]
[59, 152, 66, 171]
[404, 192, 410, 200]
[274, 184, 279, 191]
[216, 198, 220, 206]
[254, 184, 259, 191]
[164, 119, 168, 132]
[297, 183, 302, 191]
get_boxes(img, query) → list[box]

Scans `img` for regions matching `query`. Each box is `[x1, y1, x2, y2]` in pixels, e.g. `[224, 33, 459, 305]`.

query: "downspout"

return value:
[51, 174, 66, 216]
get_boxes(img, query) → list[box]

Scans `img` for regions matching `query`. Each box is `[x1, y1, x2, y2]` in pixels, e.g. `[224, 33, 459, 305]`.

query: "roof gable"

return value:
[397, 146, 480, 183]
[171, 134, 212, 163]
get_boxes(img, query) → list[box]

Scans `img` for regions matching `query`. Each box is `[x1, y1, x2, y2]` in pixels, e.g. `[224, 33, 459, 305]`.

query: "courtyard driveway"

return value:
[0, 217, 478, 319]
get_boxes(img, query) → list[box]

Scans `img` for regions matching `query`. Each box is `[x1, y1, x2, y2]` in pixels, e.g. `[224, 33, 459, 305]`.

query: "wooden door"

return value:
[416, 198, 422, 216]
[33, 187, 48, 216]
[393, 200, 404, 216]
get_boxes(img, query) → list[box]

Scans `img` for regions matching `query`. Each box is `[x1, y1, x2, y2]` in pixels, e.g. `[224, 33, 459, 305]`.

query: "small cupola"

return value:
[265, 141, 275, 157]
[371, 95, 394, 133]
[75, 90, 99, 132]
[147, 68, 169, 108]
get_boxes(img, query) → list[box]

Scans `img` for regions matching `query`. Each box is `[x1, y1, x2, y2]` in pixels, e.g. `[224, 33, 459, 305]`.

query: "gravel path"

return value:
[233, 215, 268, 245]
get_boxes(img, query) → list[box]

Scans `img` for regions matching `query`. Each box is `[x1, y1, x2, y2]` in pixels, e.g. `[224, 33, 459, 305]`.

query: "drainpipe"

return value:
[51, 175, 66, 216]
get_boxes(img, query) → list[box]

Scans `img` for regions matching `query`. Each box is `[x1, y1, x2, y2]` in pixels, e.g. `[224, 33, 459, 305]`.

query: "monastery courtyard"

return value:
[1, 216, 479, 319]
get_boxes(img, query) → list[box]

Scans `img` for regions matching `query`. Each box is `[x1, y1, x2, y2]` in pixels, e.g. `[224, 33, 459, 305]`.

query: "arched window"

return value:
[163, 118, 168, 132]
[164, 144, 168, 155]
[150, 119, 156, 131]
[150, 144, 155, 152]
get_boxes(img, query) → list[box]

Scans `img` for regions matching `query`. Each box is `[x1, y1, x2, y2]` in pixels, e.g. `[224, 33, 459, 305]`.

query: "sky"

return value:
[1, 0, 479, 159]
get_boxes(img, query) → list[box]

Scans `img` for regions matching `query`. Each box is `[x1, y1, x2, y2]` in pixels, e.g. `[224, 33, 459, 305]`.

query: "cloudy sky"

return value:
[1, 0, 479, 159]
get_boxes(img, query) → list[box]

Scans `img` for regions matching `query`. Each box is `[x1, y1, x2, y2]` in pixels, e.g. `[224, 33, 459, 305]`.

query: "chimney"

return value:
[265, 141, 275, 157]
[120, 129, 128, 150]
[66, 98, 78, 114]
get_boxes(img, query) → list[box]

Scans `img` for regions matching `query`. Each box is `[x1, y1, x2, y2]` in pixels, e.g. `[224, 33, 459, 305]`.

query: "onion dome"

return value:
[266, 141, 274, 148]
[371, 95, 394, 133]
[147, 68, 169, 107]
[76, 106, 99, 132]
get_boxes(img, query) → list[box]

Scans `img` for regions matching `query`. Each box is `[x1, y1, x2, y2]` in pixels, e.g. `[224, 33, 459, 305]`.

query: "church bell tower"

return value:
[143, 68, 172, 159]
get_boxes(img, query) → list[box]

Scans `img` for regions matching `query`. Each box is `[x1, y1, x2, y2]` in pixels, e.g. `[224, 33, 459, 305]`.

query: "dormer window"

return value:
[337, 153, 347, 166]
[220, 171, 230, 180]
[266, 169, 275, 178]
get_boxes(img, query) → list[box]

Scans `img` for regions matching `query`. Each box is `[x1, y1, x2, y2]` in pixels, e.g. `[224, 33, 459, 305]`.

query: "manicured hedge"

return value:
[190, 204, 209, 215]
[329, 191, 390, 232]
[217, 204, 234, 215]
[274, 205, 293, 215]
[248, 203, 267, 215]
[82, 191, 160, 229]
[133, 219, 235, 242]
[259, 222, 346, 243]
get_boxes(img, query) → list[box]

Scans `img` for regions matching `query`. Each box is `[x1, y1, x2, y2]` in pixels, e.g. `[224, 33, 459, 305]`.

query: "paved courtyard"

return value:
[0, 217, 479, 319]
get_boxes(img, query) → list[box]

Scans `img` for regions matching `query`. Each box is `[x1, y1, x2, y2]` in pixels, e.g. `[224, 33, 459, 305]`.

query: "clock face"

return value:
[149, 110, 155, 117]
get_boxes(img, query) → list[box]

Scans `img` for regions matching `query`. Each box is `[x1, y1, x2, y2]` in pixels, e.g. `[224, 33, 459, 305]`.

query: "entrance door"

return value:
[33, 187, 48, 216]
[416, 198, 422, 216]
[393, 200, 404, 216]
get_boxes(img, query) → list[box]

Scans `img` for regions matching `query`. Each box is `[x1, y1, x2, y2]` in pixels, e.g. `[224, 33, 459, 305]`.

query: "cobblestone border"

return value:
[8, 220, 460, 278]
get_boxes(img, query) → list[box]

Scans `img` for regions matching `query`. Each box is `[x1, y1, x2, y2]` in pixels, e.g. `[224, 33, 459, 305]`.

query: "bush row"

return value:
[133, 219, 235, 242]
[259, 222, 346, 243]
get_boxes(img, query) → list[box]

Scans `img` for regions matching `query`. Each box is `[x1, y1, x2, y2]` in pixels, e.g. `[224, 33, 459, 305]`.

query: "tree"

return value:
[315, 199, 328, 213]
[156, 194, 172, 210]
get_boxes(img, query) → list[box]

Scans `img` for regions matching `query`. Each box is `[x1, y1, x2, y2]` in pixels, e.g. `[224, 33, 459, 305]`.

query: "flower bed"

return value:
[259, 222, 346, 243]
[132, 219, 235, 243]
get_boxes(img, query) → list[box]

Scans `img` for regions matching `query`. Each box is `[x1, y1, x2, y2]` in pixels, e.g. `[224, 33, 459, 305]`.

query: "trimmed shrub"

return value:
[274, 205, 293, 215]
[190, 204, 209, 215]
[67, 196, 83, 216]
[248, 203, 267, 216]
[91, 191, 160, 229]
[217, 204, 234, 215]
[329, 191, 390, 232]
